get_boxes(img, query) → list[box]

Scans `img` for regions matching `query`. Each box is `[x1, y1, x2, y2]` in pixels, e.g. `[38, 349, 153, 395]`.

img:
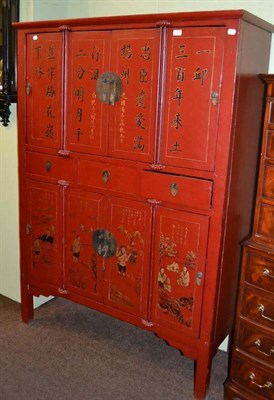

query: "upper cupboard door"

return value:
[26, 33, 63, 149]
[66, 31, 111, 155]
[161, 27, 225, 171]
[108, 29, 160, 163]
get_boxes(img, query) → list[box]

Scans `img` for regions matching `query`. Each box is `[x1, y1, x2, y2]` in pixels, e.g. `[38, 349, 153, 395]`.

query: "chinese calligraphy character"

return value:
[171, 112, 183, 129]
[193, 67, 208, 86]
[176, 67, 185, 82]
[45, 85, 55, 97]
[35, 46, 42, 60]
[90, 68, 99, 80]
[45, 123, 54, 139]
[46, 105, 55, 119]
[136, 90, 146, 108]
[175, 44, 188, 59]
[77, 65, 86, 79]
[76, 49, 86, 57]
[91, 46, 100, 61]
[47, 67, 55, 80]
[135, 113, 145, 129]
[133, 136, 145, 151]
[34, 65, 44, 79]
[172, 87, 184, 106]
[196, 50, 211, 54]
[76, 108, 83, 122]
[139, 68, 148, 83]
[169, 141, 182, 152]
[121, 43, 133, 59]
[47, 46, 55, 60]
[120, 69, 130, 84]
[75, 127, 83, 143]
[75, 87, 84, 102]
[141, 43, 150, 60]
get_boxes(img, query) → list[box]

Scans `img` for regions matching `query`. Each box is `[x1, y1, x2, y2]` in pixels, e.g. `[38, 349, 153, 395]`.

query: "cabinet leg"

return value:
[21, 286, 34, 323]
[194, 353, 212, 400]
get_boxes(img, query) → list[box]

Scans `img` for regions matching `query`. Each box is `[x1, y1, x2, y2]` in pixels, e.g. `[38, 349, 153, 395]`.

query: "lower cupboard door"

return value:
[25, 180, 61, 288]
[103, 197, 152, 318]
[151, 207, 209, 337]
[64, 188, 106, 301]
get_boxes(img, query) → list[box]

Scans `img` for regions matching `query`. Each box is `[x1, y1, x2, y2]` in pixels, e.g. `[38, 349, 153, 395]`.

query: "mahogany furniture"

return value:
[224, 75, 274, 399]
[14, 11, 273, 399]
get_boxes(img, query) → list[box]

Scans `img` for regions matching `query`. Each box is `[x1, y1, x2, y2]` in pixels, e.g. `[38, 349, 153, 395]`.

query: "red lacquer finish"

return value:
[66, 31, 111, 155]
[161, 27, 225, 171]
[151, 207, 209, 337]
[14, 11, 274, 400]
[26, 32, 63, 149]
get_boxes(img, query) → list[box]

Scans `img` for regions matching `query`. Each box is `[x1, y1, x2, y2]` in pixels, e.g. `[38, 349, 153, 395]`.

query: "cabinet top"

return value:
[13, 9, 274, 33]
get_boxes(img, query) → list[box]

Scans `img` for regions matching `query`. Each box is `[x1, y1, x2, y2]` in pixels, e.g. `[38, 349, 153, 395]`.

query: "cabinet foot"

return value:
[21, 291, 34, 323]
[194, 354, 212, 400]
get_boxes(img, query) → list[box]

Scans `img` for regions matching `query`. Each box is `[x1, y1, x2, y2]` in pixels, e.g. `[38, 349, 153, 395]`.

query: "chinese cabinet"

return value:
[224, 75, 274, 399]
[14, 11, 274, 400]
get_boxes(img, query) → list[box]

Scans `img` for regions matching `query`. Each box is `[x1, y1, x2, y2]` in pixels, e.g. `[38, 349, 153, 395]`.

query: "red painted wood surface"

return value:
[161, 27, 225, 171]
[15, 11, 274, 400]
[26, 32, 63, 149]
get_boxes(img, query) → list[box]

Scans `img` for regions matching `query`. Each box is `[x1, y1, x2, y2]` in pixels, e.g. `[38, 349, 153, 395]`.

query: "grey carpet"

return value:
[0, 295, 227, 400]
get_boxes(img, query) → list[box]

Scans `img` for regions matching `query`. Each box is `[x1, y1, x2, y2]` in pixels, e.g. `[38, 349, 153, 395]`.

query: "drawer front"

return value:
[237, 320, 274, 367]
[25, 152, 77, 182]
[79, 160, 139, 196]
[242, 285, 274, 330]
[140, 170, 212, 210]
[231, 356, 274, 400]
[245, 251, 274, 293]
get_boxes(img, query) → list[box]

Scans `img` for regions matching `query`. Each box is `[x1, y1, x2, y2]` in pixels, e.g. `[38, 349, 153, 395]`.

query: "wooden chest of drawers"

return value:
[224, 75, 274, 399]
[14, 12, 273, 400]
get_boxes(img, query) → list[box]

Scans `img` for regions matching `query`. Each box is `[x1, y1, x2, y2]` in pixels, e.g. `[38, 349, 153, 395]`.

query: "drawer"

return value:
[25, 152, 77, 182]
[140, 170, 212, 210]
[242, 284, 274, 330]
[266, 130, 274, 158]
[237, 319, 274, 367]
[79, 160, 139, 196]
[262, 164, 274, 200]
[231, 355, 274, 399]
[245, 250, 274, 293]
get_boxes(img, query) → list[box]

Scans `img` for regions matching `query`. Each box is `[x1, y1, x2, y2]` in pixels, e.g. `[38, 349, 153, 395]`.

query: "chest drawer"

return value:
[79, 160, 139, 196]
[237, 320, 274, 367]
[242, 285, 274, 330]
[231, 355, 274, 400]
[140, 170, 212, 210]
[245, 250, 274, 293]
[25, 152, 77, 182]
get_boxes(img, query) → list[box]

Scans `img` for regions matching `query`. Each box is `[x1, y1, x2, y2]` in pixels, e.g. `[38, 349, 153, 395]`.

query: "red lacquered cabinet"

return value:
[14, 11, 274, 399]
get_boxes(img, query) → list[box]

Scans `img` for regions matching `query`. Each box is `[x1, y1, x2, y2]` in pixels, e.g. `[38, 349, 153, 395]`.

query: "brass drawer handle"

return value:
[249, 372, 273, 390]
[102, 170, 110, 184]
[170, 182, 179, 197]
[263, 268, 274, 279]
[45, 160, 52, 172]
[254, 339, 274, 357]
[257, 304, 274, 322]
[26, 82, 32, 95]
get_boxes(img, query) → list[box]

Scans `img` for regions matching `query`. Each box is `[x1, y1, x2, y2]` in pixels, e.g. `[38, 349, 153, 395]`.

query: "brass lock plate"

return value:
[96, 71, 123, 105]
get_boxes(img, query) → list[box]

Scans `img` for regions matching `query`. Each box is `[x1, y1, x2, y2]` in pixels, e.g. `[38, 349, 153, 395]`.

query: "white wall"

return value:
[0, 0, 273, 305]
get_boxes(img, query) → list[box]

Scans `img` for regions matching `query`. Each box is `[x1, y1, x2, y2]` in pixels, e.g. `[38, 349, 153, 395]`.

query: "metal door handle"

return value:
[263, 268, 274, 279]
[102, 170, 110, 184]
[254, 339, 274, 357]
[45, 160, 52, 172]
[249, 372, 273, 390]
[257, 304, 274, 322]
[96, 72, 122, 105]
